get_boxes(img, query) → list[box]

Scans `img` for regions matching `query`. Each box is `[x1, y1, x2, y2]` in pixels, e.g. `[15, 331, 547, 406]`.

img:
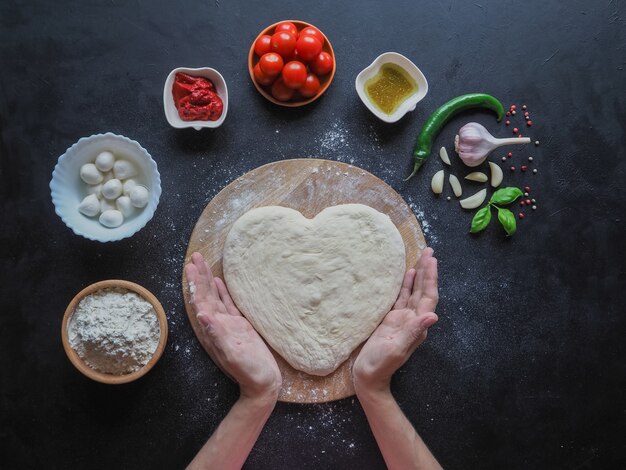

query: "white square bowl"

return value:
[50, 133, 162, 242]
[355, 52, 428, 123]
[163, 67, 228, 130]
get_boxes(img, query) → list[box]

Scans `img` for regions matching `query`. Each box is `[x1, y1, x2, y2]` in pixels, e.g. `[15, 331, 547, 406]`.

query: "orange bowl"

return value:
[61, 280, 168, 384]
[248, 20, 336, 107]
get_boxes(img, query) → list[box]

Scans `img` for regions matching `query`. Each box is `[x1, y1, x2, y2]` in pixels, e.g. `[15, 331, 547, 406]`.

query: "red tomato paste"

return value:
[172, 73, 223, 121]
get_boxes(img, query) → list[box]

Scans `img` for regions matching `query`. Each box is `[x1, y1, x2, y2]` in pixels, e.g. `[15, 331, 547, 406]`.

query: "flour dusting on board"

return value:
[407, 195, 439, 245]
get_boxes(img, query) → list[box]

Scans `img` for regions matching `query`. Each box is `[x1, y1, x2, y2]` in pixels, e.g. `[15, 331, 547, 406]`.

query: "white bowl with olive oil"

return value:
[355, 52, 428, 123]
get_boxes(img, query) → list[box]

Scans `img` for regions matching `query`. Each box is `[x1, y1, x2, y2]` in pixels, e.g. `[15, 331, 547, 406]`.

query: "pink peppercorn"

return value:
[521, 165, 528, 171]
[522, 105, 527, 110]
[510, 166, 516, 171]
[506, 120, 510, 126]
[519, 213, 525, 219]
[513, 128, 519, 134]
[506, 111, 511, 116]
[520, 201, 525, 206]
[526, 199, 531, 205]
[524, 186, 531, 192]
[527, 121, 533, 126]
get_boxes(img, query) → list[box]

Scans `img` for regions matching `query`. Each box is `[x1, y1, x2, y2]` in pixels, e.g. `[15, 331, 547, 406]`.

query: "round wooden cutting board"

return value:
[183, 159, 426, 403]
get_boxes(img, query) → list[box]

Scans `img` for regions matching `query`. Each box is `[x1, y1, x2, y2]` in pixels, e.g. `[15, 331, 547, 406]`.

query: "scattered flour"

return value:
[68, 288, 160, 375]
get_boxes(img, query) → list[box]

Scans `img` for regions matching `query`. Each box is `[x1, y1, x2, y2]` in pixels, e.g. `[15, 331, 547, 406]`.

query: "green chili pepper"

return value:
[405, 93, 505, 181]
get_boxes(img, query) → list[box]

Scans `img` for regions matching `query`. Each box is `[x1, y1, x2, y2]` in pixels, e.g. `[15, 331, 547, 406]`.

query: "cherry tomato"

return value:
[282, 61, 307, 89]
[299, 26, 324, 47]
[274, 21, 298, 37]
[270, 31, 296, 58]
[311, 51, 333, 75]
[253, 63, 275, 86]
[271, 78, 294, 102]
[254, 35, 272, 57]
[299, 73, 321, 98]
[259, 52, 284, 77]
[295, 35, 322, 62]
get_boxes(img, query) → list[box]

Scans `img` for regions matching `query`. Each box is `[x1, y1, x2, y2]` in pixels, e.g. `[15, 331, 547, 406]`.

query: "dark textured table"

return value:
[1, 1, 625, 468]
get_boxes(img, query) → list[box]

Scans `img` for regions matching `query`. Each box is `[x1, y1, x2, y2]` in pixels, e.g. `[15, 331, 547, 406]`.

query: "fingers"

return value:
[401, 312, 438, 352]
[408, 248, 439, 314]
[416, 257, 439, 314]
[214, 277, 242, 316]
[393, 269, 416, 310]
[184, 263, 207, 305]
[192, 252, 218, 298]
[418, 312, 438, 330]
[412, 248, 433, 297]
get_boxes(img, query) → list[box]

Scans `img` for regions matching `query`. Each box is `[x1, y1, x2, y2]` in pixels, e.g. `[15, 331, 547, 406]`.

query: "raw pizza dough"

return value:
[222, 204, 406, 376]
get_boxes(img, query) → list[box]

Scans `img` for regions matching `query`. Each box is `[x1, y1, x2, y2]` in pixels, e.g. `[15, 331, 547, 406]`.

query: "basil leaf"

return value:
[470, 206, 492, 233]
[497, 207, 517, 236]
[490, 187, 523, 206]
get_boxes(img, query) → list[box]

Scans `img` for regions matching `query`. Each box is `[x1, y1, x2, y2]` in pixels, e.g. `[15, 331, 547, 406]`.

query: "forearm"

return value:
[187, 393, 277, 470]
[356, 387, 442, 470]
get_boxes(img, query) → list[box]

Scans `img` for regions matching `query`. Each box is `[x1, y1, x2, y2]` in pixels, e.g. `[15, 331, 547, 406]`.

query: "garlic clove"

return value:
[489, 162, 503, 187]
[460, 188, 487, 209]
[449, 174, 463, 197]
[439, 147, 451, 165]
[465, 172, 488, 183]
[430, 170, 445, 194]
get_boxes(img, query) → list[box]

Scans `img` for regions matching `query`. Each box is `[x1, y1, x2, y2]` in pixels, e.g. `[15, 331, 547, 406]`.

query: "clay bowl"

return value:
[61, 280, 168, 384]
[248, 20, 336, 107]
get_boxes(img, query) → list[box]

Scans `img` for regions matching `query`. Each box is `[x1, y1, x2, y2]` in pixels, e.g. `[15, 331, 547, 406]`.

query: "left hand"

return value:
[352, 248, 439, 394]
[185, 252, 282, 401]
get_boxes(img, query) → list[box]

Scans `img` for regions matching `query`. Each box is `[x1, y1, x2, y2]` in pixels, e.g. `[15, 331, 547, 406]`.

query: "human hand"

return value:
[185, 252, 282, 402]
[352, 248, 439, 396]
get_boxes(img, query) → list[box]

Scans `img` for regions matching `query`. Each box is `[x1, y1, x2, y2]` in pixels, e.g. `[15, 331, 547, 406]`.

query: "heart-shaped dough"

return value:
[223, 204, 406, 376]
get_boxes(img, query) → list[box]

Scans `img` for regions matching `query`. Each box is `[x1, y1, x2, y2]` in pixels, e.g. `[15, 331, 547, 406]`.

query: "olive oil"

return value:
[365, 63, 418, 115]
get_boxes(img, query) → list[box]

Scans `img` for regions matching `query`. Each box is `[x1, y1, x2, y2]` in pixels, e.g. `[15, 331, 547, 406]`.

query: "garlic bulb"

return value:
[455, 122, 530, 167]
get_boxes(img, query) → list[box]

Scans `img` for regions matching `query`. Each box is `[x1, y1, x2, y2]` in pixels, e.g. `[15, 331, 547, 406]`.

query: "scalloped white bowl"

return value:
[50, 133, 161, 242]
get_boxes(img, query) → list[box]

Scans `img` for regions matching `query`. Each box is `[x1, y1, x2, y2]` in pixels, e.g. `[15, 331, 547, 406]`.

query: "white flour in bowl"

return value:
[68, 288, 160, 375]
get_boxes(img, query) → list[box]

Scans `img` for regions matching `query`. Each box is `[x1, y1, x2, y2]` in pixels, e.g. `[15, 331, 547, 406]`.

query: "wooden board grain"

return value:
[182, 159, 426, 403]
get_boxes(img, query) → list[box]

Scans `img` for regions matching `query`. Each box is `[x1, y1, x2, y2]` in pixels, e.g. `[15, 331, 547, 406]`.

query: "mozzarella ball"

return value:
[99, 210, 124, 228]
[113, 160, 137, 180]
[102, 179, 123, 200]
[116, 196, 135, 217]
[86, 184, 103, 199]
[100, 198, 116, 213]
[95, 151, 115, 172]
[79, 163, 103, 184]
[129, 185, 150, 208]
[78, 194, 100, 217]
[122, 178, 137, 195]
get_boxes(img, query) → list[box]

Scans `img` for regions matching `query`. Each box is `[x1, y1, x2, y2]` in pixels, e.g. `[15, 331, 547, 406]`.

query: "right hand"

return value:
[352, 248, 439, 395]
[185, 252, 282, 401]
